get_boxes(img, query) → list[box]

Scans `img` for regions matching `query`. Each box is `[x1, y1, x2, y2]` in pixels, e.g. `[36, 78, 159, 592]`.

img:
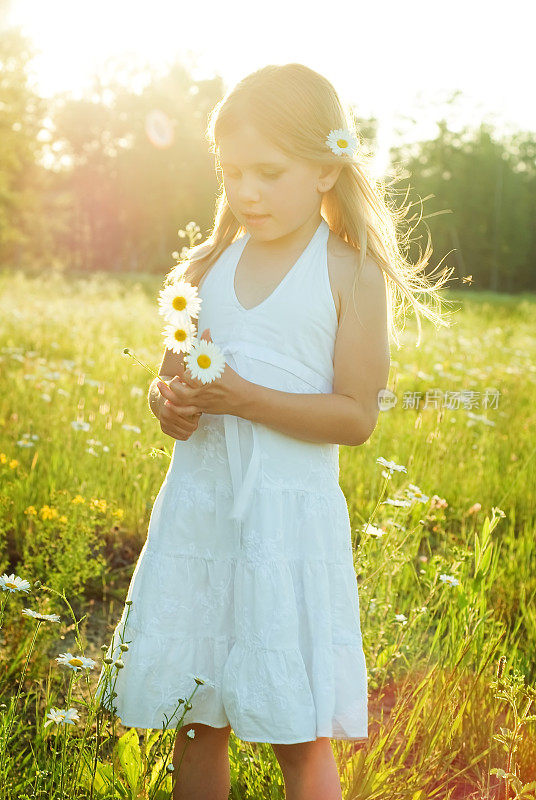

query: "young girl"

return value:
[96, 63, 451, 800]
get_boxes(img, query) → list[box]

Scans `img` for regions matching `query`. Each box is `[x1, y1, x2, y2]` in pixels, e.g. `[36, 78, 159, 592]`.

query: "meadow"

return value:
[0, 265, 535, 799]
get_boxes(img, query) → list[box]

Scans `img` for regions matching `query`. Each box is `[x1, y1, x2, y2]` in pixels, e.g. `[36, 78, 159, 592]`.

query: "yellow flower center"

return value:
[197, 354, 211, 369]
[174, 329, 187, 342]
[5, 581, 17, 589]
[172, 295, 187, 311]
[69, 657, 84, 667]
[337, 138, 348, 148]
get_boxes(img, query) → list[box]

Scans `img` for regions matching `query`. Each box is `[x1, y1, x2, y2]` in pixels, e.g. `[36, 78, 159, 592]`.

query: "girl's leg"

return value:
[272, 737, 343, 800]
[172, 722, 232, 800]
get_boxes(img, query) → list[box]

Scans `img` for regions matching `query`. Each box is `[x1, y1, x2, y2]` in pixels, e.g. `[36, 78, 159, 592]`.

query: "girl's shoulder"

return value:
[326, 232, 383, 323]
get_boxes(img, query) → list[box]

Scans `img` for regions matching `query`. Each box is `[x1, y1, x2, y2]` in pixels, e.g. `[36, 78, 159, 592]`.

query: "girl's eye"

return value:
[224, 171, 281, 180]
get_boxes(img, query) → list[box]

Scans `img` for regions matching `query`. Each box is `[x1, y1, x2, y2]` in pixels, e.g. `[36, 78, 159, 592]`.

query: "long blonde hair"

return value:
[166, 63, 455, 348]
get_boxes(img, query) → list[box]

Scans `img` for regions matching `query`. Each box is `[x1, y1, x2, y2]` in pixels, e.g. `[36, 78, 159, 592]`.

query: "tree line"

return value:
[1, 26, 535, 291]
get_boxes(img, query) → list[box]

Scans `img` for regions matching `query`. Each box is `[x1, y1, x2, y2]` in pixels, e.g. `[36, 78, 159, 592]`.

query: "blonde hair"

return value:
[166, 62, 456, 348]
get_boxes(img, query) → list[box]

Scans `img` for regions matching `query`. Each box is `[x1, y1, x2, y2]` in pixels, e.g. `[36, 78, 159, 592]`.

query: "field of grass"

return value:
[1, 266, 535, 799]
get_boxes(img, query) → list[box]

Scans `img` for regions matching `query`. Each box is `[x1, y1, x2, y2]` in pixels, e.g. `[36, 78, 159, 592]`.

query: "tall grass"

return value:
[0, 267, 535, 799]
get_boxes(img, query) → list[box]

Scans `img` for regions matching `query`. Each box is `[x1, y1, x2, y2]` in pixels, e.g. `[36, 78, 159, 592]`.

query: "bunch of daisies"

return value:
[158, 277, 226, 385]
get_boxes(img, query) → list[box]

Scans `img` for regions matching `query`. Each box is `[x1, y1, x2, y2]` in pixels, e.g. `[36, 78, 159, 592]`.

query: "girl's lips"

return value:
[244, 213, 270, 223]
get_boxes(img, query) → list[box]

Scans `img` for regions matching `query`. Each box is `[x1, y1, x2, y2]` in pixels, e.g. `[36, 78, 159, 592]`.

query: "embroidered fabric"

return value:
[95, 218, 368, 743]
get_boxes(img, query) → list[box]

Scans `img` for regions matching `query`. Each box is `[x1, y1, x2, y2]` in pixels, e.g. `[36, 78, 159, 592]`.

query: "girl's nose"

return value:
[237, 178, 261, 203]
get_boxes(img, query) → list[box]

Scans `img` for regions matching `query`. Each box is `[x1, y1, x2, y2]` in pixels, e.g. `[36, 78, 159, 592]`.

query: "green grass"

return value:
[0, 266, 535, 799]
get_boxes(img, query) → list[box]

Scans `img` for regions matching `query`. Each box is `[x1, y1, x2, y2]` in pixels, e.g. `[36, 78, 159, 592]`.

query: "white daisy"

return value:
[406, 488, 430, 504]
[44, 707, 80, 728]
[377, 457, 407, 473]
[162, 319, 197, 355]
[183, 339, 225, 385]
[0, 573, 31, 593]
[71, 421, 90, 432]
[158, 280, 201, 325]
[325, 128, 359, 157]
[394, 613, 408, 624]
[55, 652, 96, 672]
[22, 608, 61, 623]
[439, 573, 460, 587]
[383, 498, 412, 508]
[17, 440, 34, 448]
[362, 523, 386, 538]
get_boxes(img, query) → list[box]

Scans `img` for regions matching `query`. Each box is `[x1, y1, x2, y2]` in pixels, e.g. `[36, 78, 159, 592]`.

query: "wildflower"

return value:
[325, 128, 359, 157]
[186, 729, 195, 738]
[166, 763, 175, 772]
[158, 279, 202, 326]
[431, 495, 448, 510]
[71, 420, 91, 431]
[40, 505, 59, 520]
[22, 608, 61, 623]
[406, 487, 430, 504]
[0, 573, 31, 593]
[183, 339, 225, 385]
[467, 502, 481, 514]
[394, 614, 408, 624]
[439, 573, 459, 587]
[362, 523, 386, 538]
[383, 498, 412, 508]
[71, 495, 85, 504]
[55, 652, 96, 672]
[24, 506, 37, 516]
[121, 424, 141, 433]
[376, 457, 407, 473]
[44, 707, 80, 728]
[162, 320, 197, 355]
[9, 459, 18, 469]
[17, 439, 34, 448]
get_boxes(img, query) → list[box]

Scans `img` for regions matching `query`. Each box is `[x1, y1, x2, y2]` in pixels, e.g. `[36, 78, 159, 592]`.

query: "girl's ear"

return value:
[318, 163, 343, 192]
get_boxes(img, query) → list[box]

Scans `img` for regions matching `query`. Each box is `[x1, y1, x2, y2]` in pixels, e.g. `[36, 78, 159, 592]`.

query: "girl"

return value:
[96, 63, 451, 800]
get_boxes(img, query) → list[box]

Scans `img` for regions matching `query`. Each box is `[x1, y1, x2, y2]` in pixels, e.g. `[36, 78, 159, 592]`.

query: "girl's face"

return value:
[217, 124, 324, 240]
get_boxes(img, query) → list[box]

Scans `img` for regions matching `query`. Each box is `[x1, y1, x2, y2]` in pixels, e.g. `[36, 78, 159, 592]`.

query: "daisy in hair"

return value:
[325, 127, 359, 157]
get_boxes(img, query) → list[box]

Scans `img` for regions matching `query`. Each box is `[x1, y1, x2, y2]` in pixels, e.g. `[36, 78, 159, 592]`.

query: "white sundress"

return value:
[96, 217, 369, 744]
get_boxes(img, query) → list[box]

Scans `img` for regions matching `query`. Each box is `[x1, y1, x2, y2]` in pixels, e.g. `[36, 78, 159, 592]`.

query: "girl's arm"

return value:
[237, 256, 390, 447]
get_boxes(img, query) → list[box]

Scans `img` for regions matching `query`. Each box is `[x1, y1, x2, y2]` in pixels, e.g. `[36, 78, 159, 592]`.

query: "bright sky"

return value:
[6, 0, 534, 174]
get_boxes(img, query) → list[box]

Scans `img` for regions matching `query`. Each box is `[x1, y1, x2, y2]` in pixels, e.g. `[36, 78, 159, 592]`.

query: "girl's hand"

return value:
[157, 328, 246, 417]
[158, 387, 202, 441]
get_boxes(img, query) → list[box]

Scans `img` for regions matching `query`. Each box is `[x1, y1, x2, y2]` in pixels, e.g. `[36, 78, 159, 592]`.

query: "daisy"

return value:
[394, 613, 408, 624]
[44, 707, 80, 728]
[325, 128, 359, 158]
[22, 608, 61, 623]
[162, 319, 197, 355]
[0, 573, 31, 593]
[55, 652, 96, 671]
[383, 498, 412, 508]
[158, 280, 201, 325]
[376, 457, 407, 474]
[406, 487, 430, 504]
[362, 523, 386, 538]
[183, 339, 225, 385]
[71, 421, 90, 432]
[439, 573, 460, 587]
